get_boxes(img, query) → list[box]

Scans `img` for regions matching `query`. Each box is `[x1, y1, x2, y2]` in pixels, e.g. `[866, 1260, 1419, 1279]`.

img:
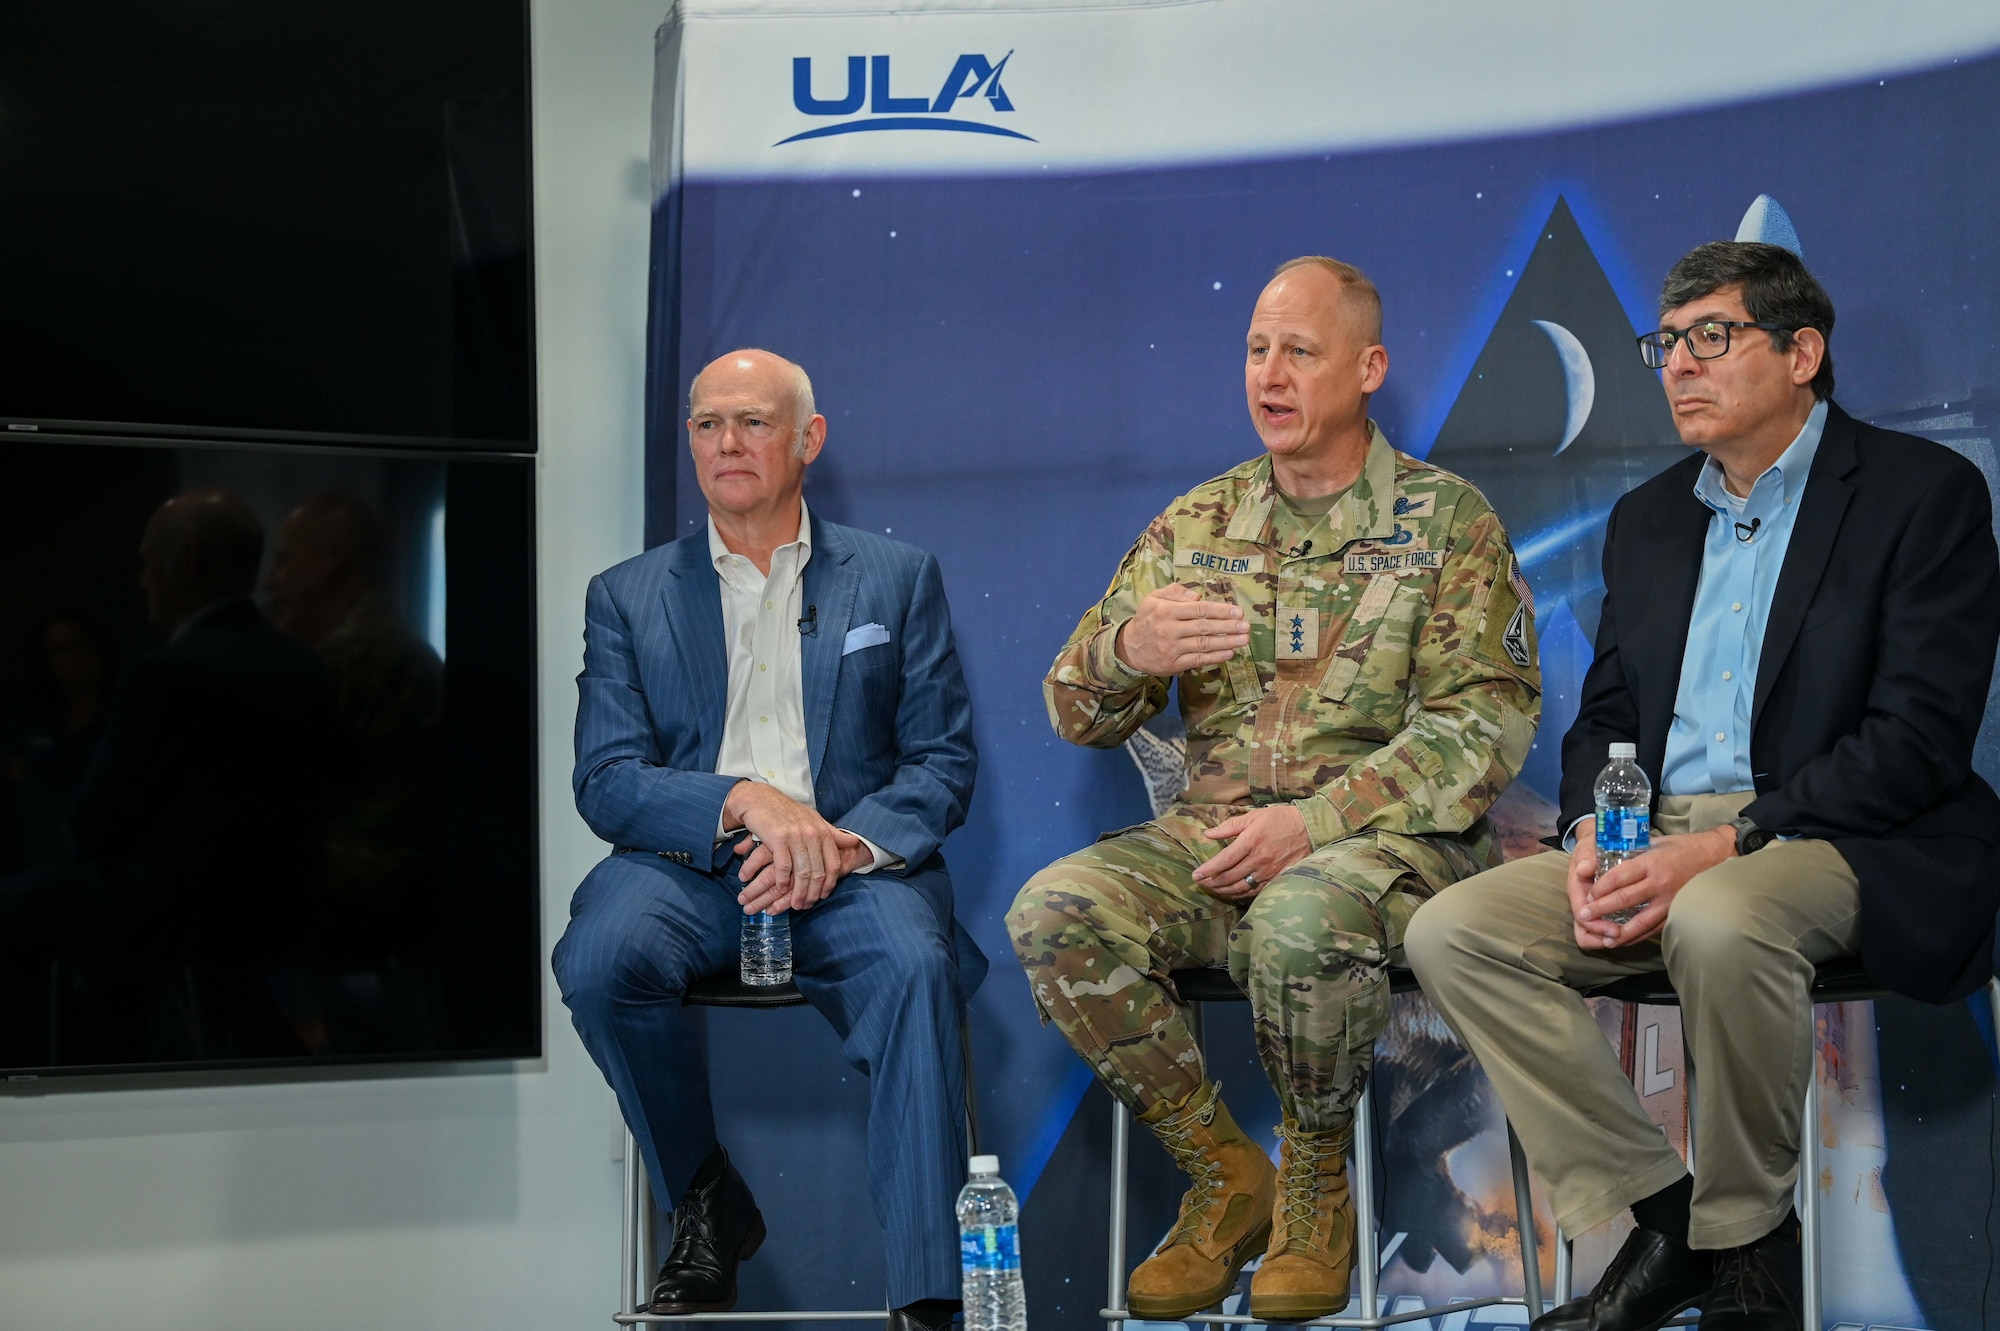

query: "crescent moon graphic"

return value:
[1531, 319, 1595, 455]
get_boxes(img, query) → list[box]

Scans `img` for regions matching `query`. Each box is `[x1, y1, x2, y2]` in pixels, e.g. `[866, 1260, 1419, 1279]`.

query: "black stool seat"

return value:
[683, 971, 809, 1008]
[1583, 954, 1889, 1007]
[1168, 964, 1422, 1002]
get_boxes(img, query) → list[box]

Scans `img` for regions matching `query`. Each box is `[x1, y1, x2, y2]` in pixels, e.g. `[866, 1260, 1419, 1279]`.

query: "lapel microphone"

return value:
[797, 603, 817, 635]
[1288, 539, 1313, 558]
[1734, 518, 1762, 543]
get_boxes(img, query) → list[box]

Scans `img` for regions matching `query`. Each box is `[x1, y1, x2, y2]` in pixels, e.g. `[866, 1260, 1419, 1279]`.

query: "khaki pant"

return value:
[1403, 791, 1860, 1249]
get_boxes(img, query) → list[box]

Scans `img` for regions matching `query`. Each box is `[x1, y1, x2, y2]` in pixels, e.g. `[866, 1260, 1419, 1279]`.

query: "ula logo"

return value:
[778, 52, 1033, 145]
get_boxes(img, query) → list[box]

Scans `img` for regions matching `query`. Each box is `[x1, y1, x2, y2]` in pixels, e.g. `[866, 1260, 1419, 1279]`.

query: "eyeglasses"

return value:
[1636, 321, 1790, 369]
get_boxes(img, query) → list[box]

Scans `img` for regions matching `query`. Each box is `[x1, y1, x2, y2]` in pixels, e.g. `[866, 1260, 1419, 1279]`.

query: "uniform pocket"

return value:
[1315, 572, 1426, 728]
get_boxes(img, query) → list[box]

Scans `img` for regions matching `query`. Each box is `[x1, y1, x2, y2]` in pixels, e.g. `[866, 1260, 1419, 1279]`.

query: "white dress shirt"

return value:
[708, 500, 892, 871]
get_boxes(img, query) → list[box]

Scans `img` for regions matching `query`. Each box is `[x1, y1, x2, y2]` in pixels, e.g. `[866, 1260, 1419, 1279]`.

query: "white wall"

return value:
[0, 2, 663, 1325]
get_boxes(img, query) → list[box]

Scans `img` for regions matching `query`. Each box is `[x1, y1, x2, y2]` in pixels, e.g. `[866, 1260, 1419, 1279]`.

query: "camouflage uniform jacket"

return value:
[1045, 423, 1541, 849]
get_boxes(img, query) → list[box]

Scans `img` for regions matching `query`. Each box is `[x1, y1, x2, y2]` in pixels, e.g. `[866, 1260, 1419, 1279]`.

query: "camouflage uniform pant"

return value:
[1009, 814, 1493, 1134]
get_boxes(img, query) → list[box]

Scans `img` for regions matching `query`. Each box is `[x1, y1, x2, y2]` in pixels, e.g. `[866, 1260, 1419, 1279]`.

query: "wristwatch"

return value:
[1727, 815, 1776, 856]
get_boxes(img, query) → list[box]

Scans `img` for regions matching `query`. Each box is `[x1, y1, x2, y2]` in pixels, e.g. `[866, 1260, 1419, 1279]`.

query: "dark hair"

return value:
[1658, 241, 1835, 400]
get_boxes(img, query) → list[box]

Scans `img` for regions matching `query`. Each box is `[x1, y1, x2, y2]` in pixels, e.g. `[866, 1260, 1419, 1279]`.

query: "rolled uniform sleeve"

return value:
[1292, 502, 1542, 848]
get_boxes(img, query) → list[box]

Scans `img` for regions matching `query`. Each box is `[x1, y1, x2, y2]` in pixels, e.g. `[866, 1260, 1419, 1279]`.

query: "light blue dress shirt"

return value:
[1660, 399, 1829, 796]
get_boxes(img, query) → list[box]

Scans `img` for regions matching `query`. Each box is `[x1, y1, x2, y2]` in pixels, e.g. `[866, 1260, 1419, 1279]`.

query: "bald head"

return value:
[1266, 256, 1383, 344]
[689, 349, 816, 450]
[686, 349, 828, 530]
[1245, 256, 1389, 486]
[264, 491, 389, 643]
[138, 488, 265, 630]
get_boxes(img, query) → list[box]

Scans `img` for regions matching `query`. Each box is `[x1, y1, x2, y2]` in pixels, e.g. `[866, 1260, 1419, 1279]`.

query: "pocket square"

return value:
[843, 622, 891, 656]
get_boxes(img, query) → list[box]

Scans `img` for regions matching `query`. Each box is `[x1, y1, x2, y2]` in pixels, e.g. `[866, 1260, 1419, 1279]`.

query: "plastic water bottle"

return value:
[958, 1155, 1027, 1331]
[740, 911, 791, 987]
[1593, 742, 1652, 926]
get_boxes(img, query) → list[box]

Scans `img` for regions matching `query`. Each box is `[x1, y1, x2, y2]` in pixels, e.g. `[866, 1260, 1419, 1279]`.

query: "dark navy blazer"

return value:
[572, 513, 983, 976]
[1558, 405, 2000, 1003]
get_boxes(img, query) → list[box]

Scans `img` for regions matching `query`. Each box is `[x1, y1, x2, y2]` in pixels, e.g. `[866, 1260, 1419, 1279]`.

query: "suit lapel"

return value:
[801, 516, 860, 782]
[661, 536, 729, 771]
[1754, 408, 1859, 721]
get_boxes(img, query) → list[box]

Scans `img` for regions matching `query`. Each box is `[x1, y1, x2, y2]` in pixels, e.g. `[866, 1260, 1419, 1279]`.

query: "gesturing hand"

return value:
[1191, 804, 1312, 903]
[726, 781, 871, 915]
[1115, 584, 1249, 677]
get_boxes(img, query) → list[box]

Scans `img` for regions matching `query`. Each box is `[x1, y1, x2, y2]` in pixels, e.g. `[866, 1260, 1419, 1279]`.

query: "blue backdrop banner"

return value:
[637, 4, 2000, 1325]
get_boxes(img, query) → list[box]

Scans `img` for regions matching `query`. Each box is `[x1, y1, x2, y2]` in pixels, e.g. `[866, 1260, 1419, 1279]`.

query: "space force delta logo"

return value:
[778, 52, 1033, 145]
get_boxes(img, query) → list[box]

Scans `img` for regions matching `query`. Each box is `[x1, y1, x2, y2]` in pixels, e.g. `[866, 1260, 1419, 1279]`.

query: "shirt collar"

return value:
[1226, 420, 1397, 546]
[707, 498, 813, 573]
[1692, 398, 1827, 514]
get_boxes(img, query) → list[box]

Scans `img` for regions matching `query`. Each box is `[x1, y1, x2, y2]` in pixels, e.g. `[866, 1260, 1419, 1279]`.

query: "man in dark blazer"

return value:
[1407, 242, 2000, 1330]
[553, 349, 984, 1331]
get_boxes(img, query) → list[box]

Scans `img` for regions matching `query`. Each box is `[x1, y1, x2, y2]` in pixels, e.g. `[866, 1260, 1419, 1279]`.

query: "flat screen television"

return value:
[0, 2, 532, 450]
[0, 435, 539, 1075]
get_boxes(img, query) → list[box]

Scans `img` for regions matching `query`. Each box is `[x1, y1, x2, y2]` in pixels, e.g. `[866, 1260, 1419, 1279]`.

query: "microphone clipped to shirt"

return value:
[1734, 518, 1762, 543]
[1288, 539, 1313, 559]
[797, 603, 817, 635]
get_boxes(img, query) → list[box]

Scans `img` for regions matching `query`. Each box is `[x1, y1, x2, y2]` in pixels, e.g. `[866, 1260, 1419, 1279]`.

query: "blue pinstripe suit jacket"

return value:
[573, 513, 980, 931]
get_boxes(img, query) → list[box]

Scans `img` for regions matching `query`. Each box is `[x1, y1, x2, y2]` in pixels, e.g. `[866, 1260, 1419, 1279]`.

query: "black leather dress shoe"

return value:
[886, 1298, 961, 1330]
[1699, 1212, 1802, 1330]
[1532, 1225, 1713, 1331]
[647, 1146, 768, 1314]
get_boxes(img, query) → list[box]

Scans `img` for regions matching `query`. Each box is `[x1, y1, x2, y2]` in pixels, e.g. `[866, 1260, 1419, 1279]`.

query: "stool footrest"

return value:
[1097, 1293, 1527, 1327]
[615, 1312, 892, 1324]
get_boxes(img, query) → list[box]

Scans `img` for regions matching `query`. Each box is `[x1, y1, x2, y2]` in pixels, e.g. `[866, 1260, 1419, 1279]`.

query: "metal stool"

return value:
[1555, 958, 2000, 1329]
[615, 970, 982, 1325]
[1101, 966, 1547, 1328]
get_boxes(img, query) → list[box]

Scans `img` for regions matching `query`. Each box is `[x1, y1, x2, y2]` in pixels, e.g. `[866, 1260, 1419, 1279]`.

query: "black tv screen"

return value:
[0, 436, 538, 1075]
[0, 1, 532, 449]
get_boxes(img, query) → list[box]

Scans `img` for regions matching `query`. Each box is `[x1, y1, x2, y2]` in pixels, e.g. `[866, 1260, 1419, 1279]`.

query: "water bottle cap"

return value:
[1608, 742, 1636, 759]
[968, 1154, 1000, 1176]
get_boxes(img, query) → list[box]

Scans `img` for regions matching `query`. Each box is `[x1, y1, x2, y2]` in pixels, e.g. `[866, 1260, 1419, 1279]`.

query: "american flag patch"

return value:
[1510, 558, 1535, 616]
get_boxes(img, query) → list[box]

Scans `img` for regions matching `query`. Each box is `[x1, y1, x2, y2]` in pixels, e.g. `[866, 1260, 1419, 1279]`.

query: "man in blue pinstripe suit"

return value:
[553, 350, 985, 1330]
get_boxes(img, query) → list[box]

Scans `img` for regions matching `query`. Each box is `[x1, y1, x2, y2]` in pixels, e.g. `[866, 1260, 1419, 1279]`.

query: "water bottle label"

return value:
[960, 1223, 1019, 1272]
[1596, 807, 1650, 856]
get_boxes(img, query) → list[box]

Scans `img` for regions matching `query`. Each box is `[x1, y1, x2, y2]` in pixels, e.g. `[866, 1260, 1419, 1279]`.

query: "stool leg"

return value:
[622, 1126, 643, 1317]
[1554, 1225, 1572, 1304]
[1507, 1121, 1544, 1318]
[1800, 1045, 1822, 1331]
[1684, 1053, 1697, 1176]
[1108, 1096, 1130, 1330]
[1988, 978, 2000, 1062]
[1353, 1083, 1378, 1320]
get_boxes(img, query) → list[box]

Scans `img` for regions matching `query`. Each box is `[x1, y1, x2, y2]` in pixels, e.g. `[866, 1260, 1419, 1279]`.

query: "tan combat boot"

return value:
[1125, 1082, 1278, 1319]
[1248, 1119, 1357, 1321]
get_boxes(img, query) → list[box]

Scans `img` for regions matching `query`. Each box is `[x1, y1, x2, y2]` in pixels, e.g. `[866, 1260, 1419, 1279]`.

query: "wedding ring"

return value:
[1243, 872, 1259, 889]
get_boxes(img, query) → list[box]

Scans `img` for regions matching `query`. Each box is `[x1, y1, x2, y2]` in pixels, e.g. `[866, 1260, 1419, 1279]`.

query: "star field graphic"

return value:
[652, 48, 2000, 1330]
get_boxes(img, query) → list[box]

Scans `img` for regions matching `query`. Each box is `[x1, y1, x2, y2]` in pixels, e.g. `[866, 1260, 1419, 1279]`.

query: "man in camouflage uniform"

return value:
[1009, 257, 1541, 1321]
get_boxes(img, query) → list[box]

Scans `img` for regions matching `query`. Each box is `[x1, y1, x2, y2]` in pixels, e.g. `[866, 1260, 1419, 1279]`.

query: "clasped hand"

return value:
[1115, 584, 1249, 677]
[726, 781, 874, 916]
[1191, 804, 1312, 902]
[1566, 816, 1738, 949]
